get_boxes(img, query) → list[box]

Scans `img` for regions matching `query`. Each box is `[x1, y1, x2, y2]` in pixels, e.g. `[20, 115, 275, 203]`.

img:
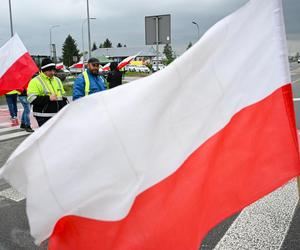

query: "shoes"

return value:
[11, 117, 19, 126]
[20, 123, 34, 132]
[25, 126, 34, 133]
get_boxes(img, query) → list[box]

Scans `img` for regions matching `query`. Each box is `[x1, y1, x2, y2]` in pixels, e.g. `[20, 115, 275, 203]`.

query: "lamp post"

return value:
[86, 0, 92, 58]
[49, 25, 60, 60]
[8, 0, 14, 37]
[192, 21, 200, 40]
[82, 17, 96, 60]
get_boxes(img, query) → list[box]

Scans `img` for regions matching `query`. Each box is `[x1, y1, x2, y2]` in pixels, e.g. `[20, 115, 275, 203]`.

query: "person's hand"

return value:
[50, 94, 57, 101]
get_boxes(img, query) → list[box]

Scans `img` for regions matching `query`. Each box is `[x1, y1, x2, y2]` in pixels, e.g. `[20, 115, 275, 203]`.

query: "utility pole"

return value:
[8, 0, 14, 37]
[86, 0, 92, 58]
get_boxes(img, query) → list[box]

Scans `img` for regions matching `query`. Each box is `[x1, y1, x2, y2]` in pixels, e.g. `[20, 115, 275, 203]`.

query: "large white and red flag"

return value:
[0, 34, 38, 95]
[1, 0, 300, 249]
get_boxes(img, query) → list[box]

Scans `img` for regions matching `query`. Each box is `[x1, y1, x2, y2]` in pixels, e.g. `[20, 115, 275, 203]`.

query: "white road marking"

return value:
[0, 122, 11, 127]
[214, 180, 298, 250]
[0, 131, 30, 142]
[0, 187, 25, 202]
[0, 126, 21, 134]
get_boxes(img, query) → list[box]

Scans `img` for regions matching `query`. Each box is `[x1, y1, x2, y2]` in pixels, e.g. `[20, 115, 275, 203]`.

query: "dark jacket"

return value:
[107, 70, 122, 89]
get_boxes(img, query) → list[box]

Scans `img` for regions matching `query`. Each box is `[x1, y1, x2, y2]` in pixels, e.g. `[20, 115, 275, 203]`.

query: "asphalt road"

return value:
[0, 63, 300, 249]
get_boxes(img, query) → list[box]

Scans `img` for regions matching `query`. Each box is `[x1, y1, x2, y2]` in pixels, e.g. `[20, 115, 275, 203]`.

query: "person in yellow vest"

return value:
[72, 57, 106, 101]
[27, 59, 68, 127]
[5, 90, 20, 126]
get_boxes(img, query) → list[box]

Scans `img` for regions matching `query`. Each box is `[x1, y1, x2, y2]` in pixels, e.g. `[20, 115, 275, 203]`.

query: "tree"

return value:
[117, 43, 122, 48]
[92, 42, 97, 51]
[99, 43, 103, 48]
[186, 42, 193, 50]
[62, 35, 80, 67]
[163, 44, 175, 65]
[103, 38, 112, 48]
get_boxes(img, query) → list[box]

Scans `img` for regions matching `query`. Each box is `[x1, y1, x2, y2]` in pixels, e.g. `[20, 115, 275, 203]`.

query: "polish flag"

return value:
[0, 34, 38, 95]
[70, 62, 84, 69]
[117, 53, 140, 70]
[55, 63, 65, 70]
[1, 0, 300, 249]
[101, 62, 111, 71]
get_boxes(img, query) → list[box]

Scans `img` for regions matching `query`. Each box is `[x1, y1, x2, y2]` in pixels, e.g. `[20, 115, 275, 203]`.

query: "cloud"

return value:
[0, 0, 299, 56]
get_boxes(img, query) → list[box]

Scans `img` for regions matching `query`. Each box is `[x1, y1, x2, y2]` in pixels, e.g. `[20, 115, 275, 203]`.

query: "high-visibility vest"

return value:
[83, 71, 90, 96]
[27, 72, 65, 103]
[6, 90, 21, 95]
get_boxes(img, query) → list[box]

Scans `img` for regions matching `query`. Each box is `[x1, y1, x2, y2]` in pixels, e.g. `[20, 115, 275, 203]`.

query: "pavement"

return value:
[0, 65, 300, 249]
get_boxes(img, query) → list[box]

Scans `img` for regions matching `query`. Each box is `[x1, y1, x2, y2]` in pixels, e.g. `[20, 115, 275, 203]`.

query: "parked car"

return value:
[124, 65, 137, 72]
[55, 69, 70, 81]
[134, 65, 151, 73]
[152, 64, 166, 72]
[69, 67, 83, 75]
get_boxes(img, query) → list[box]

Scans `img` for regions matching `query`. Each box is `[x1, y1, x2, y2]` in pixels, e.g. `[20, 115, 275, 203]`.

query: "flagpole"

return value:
[8, 0, 14, 37]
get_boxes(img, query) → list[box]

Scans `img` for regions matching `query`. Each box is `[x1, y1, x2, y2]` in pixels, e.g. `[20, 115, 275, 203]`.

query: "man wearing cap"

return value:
[72, 57, 106, 101]
[27, 58, 68, 126]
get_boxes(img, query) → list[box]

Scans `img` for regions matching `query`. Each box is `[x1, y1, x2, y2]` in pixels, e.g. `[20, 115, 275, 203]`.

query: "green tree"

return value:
[103, 38, 112, 48]
[92, 42, 97, 51]
[163, 44, 175, 65]
[62, 34, 79, 66]
[117, 43, 122, 48]
[186, 42, 193, 50]
[99, 43, 103, 48]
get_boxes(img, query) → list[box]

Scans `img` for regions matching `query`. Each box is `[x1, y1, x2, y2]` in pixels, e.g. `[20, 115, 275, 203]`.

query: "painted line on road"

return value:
[0, 131, 30, 142]
[0, 122, 11, 128]
[214, 180, 298, 250]
[0, 126, 22, 134]
[0, 187, 25, 202]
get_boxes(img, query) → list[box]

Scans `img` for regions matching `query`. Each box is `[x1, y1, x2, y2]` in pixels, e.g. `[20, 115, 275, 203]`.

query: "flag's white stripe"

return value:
[214, 180, 298, 250]
[0, 0, 291, 243]
[0, 34, 27, 78]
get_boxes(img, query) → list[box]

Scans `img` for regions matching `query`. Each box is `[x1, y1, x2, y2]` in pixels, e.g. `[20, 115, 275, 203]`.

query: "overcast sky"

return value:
[0, 0, 299, 56]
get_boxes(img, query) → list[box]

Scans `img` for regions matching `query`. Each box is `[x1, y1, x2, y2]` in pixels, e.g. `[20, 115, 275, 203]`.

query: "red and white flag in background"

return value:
[100, 53, 140, 72]
[0, 34, 38, 95]
[100, 62, 111, 71]
[1, 0, 300, 249]
[117, 53, 140, 70]
[55, 62, 65, 70]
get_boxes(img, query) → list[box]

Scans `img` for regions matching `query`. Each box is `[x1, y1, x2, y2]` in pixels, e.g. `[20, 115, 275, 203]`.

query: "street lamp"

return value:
[82, 17, 96, 60]
[49, 25, 60, 60]
[192, 21, 200, 40]
[8, 0, 14, 37]
[86, 0, 92, 58]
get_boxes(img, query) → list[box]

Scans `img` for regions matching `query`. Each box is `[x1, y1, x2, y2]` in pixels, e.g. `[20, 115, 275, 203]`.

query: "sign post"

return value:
[145, 14, 171, 69]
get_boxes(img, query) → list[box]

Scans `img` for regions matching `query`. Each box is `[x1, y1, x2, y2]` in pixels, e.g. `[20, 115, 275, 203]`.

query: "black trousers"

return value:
[35, 116, 52, 127]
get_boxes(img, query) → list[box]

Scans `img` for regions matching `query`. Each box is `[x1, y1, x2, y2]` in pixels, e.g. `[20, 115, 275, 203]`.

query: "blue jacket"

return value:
[73, 69, 106, 100]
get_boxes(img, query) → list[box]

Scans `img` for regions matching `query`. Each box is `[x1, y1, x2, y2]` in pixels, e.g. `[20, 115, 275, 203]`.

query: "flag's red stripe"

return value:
[49, 84, 300, 250]
[0, 52, 38, 95]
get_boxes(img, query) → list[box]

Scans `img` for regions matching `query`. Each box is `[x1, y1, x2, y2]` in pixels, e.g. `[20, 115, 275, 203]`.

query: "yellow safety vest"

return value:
[27, 72, 65, 103]
[83, 71, 90, 96]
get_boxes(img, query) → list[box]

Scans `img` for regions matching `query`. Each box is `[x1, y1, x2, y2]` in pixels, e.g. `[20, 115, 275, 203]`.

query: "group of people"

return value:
[5, 57, 123, 130]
